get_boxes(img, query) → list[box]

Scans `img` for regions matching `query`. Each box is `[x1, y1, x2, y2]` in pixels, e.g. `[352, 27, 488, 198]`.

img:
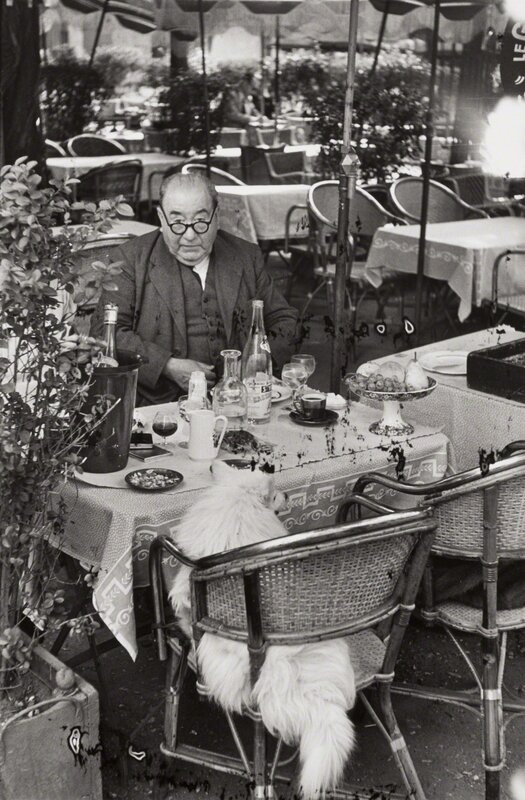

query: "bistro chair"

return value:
[438, 173, 520, 218]
[75, 159, 143, 217]
[489, 249, 525, 322]
[66, 134, 127, 157]
[299, 180, 408, 326]
[181, 162, 246, 186]
[240, 145, 286, 184]
[44, 138, 67, 158]
[149, 505, 437, 800]
[389, 177, 489, 224]
[344, 443, 525, 800]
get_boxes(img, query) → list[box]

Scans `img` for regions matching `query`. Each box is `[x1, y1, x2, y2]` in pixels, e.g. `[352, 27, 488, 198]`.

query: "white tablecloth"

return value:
[214, 143, 321, 179]
[365, 218, 525, 321]
[59, 402, 451, 659]
[46, 153, 185, 204]
[374, 325, 525, 470]
[217, 183, 309, 244]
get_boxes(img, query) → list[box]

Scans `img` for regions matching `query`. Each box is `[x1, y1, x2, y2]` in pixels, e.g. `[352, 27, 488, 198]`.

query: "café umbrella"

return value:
[330, 0, 493, 390]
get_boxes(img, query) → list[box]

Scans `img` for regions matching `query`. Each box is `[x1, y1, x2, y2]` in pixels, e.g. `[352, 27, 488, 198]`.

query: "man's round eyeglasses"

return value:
[160, 204, 217, 236]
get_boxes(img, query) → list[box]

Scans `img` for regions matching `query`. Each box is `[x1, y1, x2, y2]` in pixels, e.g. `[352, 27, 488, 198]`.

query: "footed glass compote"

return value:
[344, 374, 437, 436]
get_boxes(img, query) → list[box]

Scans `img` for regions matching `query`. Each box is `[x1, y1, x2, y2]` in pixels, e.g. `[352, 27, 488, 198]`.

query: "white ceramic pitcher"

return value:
[188, 409, 228, 461]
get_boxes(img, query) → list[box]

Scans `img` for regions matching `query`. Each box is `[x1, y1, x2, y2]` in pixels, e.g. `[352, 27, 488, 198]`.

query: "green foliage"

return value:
[0, 157, 131, 683]
[92, 46, 145, 93]
[40, 48, 108, 141]
[280, 50, 430, 183]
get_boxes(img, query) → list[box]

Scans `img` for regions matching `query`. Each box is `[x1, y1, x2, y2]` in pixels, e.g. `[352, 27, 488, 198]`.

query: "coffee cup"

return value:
[293, 392, 327, 420]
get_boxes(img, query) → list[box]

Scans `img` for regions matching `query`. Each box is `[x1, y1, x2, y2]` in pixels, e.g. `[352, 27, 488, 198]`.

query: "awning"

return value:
[60, 0, 156, 33]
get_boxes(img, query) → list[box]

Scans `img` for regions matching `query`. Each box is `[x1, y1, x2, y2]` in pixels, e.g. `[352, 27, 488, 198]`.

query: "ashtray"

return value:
[125, 468, 183, 492]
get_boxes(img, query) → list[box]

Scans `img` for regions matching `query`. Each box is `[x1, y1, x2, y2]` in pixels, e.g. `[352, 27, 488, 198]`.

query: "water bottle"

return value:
[241, 300, 272, 425]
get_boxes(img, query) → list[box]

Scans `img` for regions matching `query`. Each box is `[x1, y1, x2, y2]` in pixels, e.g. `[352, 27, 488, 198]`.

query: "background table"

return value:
[374, 325, 525, 470]
[365, 218, 525, 321]
[213, 143, 321, 179]
[60, 402, 451, 659]
[217, 184, 309, 244]
[46, 153, 185, 204]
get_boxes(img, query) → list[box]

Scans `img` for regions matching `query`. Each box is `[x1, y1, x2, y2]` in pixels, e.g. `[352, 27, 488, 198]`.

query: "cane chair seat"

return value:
[433, 601, 525, 634]
[150, 507, 437, 800]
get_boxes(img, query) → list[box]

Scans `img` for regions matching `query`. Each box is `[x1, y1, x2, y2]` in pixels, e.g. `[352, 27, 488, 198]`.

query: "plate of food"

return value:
[271, 380, 292, 404]
[418, 350, 468, 375]
[125, 468, 183, 492]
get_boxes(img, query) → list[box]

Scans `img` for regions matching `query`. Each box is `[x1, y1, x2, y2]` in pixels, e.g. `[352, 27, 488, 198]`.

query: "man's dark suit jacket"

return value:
[90, 229, 298, 406]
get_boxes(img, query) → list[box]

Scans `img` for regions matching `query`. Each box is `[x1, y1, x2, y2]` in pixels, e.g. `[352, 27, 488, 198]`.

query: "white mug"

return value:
[188, 410, 228, 461]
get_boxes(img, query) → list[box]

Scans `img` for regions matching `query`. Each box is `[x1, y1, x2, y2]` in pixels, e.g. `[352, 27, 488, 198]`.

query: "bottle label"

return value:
[261, 340, 271, 353]
[244, 377, 271, 419]
[103, 305, 118, 324]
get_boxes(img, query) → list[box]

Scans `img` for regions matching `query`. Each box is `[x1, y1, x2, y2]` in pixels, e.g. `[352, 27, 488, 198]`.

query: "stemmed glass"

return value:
[152, 410, 178, 446]
[281, 362, 308, 405]
[291, 354, 316, 386]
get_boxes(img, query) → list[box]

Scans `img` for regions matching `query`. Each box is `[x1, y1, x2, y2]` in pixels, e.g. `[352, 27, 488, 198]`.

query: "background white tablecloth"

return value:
[365, 218, 525, 321]
[217, 184, 309, 244]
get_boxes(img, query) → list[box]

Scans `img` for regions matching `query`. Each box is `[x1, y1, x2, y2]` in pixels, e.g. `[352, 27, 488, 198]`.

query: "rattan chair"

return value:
[181, 162, 245, 186]
[66, 134, 127, 157]
[149, 505, 437, 800]
[299, 181, 408, 326]
[389, 177, 489, 224]
[489, 249, 525, 322]
[438, 173, 520, 218]
[240, 145, 288, 184]
[45, 138, 67, 158]
[346, 444, 525, 800]
[76, 159, 142, 216]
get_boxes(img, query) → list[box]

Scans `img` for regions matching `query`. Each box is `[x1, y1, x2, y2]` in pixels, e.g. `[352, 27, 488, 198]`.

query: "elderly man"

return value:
[91, 172, 298, 406]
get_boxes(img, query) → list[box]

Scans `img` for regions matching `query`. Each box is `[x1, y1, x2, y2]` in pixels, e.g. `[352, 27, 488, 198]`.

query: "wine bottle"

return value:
[241, 300, 272, 425]
[98, 303, 119, 368]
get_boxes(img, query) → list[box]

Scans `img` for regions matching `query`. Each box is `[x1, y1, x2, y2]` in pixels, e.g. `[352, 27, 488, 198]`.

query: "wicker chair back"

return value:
[390, 177, 487, 223]
[181, 163, 245, 186]
[76, 159, 142, 214]
[67, 134, 127, 157]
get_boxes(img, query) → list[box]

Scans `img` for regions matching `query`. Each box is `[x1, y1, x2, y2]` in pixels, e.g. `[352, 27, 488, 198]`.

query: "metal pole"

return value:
[330, 0, 360, 393]
[198, 0, 211, 174]
[260, 26, 265, 117]
[274, 15, 280, 143]
[370, 1, 390, 77]
[414, 0, 441, 343]
[88, 0, 110, 68]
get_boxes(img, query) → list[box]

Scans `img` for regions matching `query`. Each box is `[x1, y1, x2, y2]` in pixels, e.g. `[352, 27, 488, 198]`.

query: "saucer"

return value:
[289, 409, 339, 427]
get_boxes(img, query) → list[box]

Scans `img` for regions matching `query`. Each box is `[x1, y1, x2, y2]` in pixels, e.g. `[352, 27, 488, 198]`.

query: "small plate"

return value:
[125, 468, 183, 492]
[272, 381, 292, 404]
[222, 459, 255, 470]
[418, 350, 468, 375]
[289, 409, 339, 427]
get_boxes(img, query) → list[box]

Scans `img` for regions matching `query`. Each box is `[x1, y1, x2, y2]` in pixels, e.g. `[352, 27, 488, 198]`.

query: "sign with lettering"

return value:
[500, 20, 525, 97]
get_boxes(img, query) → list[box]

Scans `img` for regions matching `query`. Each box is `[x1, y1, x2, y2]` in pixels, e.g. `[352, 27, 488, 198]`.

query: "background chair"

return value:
[75, 159, 142, 217]
[438, 173, 521, 218]
[489, 249, 525, 322]
[44, 138, 67, 158]
[67, 134, 127, 157]
[349, 444, 525, 800]
[150, 505, 437, 800]
[240, 144, 286, 184]
[300, 181, 408, 327]
[389, 177, 489, 224]
[181, 163, 245, 186]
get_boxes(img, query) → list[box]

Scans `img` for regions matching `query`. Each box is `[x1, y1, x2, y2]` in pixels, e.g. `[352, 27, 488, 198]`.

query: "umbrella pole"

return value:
[370, 1, 390, 77]
[414, 0, 441, 343]
[198, 0, 211, 174]
[330, 0, 360, 393]
[88, 0, 110, 68]
[260, 26, 265, 117]
[274, 15, 280, 143]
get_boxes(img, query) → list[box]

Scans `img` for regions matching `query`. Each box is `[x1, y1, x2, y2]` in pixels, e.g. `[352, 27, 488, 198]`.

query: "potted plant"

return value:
[0, 157, 131, 799]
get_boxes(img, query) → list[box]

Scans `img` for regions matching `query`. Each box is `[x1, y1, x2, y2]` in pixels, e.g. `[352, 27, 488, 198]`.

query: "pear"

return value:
[404, 354, 429, 391]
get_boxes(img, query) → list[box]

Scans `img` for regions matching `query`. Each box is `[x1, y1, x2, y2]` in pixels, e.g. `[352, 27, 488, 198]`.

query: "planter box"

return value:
[0, 641, 102, 800]
[467, 336, 525, 403]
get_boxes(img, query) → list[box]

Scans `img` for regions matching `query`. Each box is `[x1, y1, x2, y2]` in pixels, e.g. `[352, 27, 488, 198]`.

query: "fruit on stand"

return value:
[354, 358, 429, 393]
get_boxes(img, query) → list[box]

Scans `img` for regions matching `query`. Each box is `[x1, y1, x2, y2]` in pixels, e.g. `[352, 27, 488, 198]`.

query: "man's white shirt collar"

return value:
[191, 256, 209, 290]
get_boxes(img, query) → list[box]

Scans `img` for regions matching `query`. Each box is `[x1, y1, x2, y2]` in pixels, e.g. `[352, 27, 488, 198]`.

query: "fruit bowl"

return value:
[344, 374, 437, 436]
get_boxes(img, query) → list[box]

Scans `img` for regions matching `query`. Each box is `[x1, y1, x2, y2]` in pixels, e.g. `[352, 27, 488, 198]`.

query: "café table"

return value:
[46, 152, 186, 204]
[373, 324, 525, 471]
[217, 183, 310, 244]
[59, 401, 452, 659]
[365, 217, 525, 322]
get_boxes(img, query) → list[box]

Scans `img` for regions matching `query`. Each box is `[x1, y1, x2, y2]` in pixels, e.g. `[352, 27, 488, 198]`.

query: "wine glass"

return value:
[291, 354, 316, 385]
[152, 410, 178, 446]
[281, 362, 308, 403]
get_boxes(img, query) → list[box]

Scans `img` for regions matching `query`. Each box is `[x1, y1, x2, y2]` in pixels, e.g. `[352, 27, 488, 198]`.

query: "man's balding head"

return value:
[159, 171, 218, 208]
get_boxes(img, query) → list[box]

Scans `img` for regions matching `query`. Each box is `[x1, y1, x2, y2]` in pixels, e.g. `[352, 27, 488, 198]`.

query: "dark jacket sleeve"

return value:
[90, 242, 172, 391]
[253, 248, 298, 369]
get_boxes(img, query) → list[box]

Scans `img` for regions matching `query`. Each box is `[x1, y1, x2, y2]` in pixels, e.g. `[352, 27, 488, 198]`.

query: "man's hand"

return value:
[162, 357, 215, 391]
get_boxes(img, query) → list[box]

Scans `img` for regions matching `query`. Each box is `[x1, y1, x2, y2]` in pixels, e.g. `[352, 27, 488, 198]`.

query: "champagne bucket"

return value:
[81, 350, 142, 473]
